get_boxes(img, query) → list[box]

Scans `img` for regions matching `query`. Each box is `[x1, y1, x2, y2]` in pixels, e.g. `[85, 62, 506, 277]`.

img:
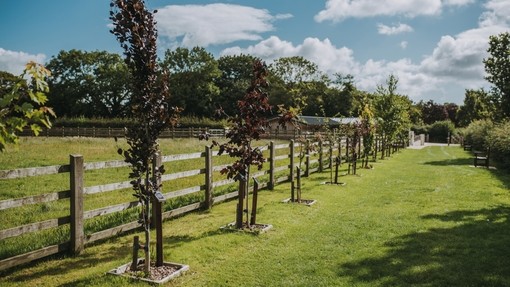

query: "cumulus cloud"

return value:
[0, 48, 46, 75]
[221, 36, 358, 76]
[155, 4, 290, 48]
[377, 23, 414, 35]
[315, 0, 473, 23]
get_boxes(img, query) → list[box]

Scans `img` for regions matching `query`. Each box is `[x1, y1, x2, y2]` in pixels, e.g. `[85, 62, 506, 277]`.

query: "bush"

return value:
[488, 121, 510, 169]
[411, 124, 428, 135]
[427, 120, 455, 143]
[461, 119, 494, 151]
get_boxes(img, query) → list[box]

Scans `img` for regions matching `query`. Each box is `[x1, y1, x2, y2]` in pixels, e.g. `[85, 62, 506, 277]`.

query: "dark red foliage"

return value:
[214, 60, 274, 179]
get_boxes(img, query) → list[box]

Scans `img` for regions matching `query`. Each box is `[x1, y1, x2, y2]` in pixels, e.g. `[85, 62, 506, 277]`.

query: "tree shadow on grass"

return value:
[338, 206, 510, 286]
[422, 157, 473, 166]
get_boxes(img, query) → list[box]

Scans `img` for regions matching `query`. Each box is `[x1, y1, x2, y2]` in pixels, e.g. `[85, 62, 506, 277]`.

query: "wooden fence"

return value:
[0, 140, 342, 272]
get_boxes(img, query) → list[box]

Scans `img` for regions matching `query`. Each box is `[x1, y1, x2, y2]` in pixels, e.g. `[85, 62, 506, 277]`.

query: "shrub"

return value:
[427, 120, 455, 143]
[488, 120, 510, 169]
[462, 119, 494, 150]
[411, 124, 428, 135]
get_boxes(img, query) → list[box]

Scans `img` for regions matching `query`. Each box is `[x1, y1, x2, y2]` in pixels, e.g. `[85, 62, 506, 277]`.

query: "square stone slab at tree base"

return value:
[107, 258, 189, 284]
[281, 198, 317, 206]
[220, 222, 273, 234]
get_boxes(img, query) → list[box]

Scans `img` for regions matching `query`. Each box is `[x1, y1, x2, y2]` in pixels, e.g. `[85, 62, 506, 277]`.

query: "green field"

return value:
[1, 139, 510, 286]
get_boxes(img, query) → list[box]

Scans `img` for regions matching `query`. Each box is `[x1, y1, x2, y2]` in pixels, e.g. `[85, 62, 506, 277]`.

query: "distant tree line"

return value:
[1, 32, 509, 133]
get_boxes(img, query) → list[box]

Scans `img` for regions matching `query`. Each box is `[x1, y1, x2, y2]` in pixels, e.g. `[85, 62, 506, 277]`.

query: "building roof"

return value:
[298, 116, 360, 126]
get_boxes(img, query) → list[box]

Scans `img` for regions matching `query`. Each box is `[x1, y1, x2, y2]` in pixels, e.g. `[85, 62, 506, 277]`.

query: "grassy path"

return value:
[1, 145, 510, 286]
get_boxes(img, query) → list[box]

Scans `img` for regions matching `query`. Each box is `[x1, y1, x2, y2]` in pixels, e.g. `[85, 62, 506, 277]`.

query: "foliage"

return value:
[484, 32, 510, 117]
[427, 120, 455, 143]
[46, 49, 131, 118]
[457, 88, 496, 127]
[212, 60, 272, 180]
[216, 54, 260, 116]
[208, 60, 288, 228]
[0, 62, 55, 152]
[373, 75, 412, 158]
[488, 120, 510, 169]
[411, 124, 428, 135]
[110, 0, 180, 272]
[461, 119, 494, 151]
[416, 100, 450, 125]
[161, 46, 221, 116]
[359, 100, 376, 167]
[268, 56, 328, 116]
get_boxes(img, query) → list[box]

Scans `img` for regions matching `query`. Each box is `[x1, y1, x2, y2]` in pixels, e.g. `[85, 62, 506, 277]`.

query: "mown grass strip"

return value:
[3, 142, 509, 286]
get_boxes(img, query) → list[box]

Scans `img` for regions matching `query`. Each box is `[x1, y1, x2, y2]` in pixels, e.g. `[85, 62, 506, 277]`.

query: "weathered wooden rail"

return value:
[0, 140, 339, 271]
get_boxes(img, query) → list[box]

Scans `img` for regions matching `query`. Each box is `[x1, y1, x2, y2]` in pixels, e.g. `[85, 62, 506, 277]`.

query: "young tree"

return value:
[0, 62, 55, 152]
[212, 60, 276, 229]
[110, 0, 180, 273]
[373, 75, 411, 159]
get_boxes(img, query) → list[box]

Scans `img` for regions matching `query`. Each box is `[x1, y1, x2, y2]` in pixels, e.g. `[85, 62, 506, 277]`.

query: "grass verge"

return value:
[1, 145, 510, 286]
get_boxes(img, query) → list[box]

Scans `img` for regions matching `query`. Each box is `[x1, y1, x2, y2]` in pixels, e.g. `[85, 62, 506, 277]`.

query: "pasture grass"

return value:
[0, 137, 291, 260]
[1, 144, 510, 286]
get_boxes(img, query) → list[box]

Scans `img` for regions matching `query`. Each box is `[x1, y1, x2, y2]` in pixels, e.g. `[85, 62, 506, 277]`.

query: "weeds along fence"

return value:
[0, 139, 351, 272]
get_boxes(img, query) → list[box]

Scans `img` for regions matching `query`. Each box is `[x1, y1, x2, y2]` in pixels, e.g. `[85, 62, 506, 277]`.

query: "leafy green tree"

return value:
[161, 46, 220, 116]
[457, 88, 496, 127]
[46, 49, 131, 118]
[215, 54, 259, 116]
[323, 73, 358, 116]
[373, 75, 411, 159]
[484, 32, 510, 117]
[0, 62, 55, 151]
[110, 0, 180, 273]
[268, 56, 327, 115]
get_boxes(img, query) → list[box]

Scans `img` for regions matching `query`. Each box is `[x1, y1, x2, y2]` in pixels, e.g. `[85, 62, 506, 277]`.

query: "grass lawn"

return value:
[1, 143, 510, 286]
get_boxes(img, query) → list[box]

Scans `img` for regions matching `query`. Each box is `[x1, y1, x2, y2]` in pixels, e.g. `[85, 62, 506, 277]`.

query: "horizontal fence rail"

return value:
[0, 135, 405, 272]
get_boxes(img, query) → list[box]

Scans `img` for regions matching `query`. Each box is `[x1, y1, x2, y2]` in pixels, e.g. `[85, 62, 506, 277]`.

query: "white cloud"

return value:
[221, 36, 358, 76]
[377, 23, 414, 35]
[0, 48, 46, 75]
[400, 41, 408, 49]
[155, 4, 289, 48]
[315, 0, 473, 23]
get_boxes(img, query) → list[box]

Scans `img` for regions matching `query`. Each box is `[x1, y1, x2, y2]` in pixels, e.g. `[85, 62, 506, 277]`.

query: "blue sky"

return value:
[1, 0, 509, 104]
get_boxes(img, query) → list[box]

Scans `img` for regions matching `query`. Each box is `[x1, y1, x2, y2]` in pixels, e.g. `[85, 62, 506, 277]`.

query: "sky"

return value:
[1, 0, 509, 104]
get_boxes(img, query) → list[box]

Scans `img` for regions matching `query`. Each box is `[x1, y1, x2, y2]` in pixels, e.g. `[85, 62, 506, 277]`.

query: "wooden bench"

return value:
[474, 149, 490, 168]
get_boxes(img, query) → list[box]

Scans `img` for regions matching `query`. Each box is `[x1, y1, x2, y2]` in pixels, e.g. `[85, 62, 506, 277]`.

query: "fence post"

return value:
[70, 154, 84, 255]
[305, 140, 310, 177]
[268, 141, 275, 190]
[204, 145, 213, 209]
[152, 152, 164, 267]
[329, 142, 333, 170]
[319, 140, 323, 173]
[289, 140, 295, 183]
